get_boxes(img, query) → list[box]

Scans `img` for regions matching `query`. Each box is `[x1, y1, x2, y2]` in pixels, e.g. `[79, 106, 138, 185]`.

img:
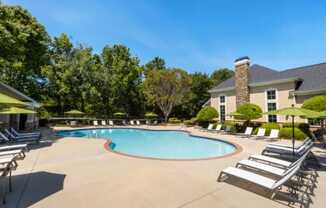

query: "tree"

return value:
[210, 68, 234, 86]
[236, 103, 262, 125]
[143, 69, 191, 121]
[302, 95, 326, 129]
[101, 44, 143, 116]
[0, 4, 50, 99]
[144, 57, 166, 71]
[196, 106, 218, 122]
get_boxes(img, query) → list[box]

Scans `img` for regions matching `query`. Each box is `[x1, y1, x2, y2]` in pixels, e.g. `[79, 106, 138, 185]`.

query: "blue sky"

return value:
[4, 0, 326, 73]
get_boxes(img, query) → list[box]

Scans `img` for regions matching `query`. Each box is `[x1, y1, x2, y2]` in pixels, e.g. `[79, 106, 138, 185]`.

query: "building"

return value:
[208, 57, 326, 123]
[0, 81, 40, 130]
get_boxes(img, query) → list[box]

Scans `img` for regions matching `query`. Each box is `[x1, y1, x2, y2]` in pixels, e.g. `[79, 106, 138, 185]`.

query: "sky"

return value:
[4, 0, 326, 73]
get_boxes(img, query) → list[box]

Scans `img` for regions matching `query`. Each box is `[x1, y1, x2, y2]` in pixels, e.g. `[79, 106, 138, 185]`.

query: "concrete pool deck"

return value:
[4, 125, 326, 208]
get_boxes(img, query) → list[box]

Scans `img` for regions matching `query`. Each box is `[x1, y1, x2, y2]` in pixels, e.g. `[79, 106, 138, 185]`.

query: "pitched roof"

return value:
[210, 62, 326, 93]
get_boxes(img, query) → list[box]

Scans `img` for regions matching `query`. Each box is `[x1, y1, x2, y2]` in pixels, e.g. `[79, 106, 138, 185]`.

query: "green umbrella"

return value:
[64, 110, 85, 115]
[228, 112, 244, 117]
[0, 106, 36, 114]
[0, 92, 28, 106]
[264, 105, 318, 155]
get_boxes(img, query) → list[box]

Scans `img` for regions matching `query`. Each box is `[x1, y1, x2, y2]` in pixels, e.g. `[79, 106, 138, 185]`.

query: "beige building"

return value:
[0, 82, 40, 130]
[208, 57, 326, 124]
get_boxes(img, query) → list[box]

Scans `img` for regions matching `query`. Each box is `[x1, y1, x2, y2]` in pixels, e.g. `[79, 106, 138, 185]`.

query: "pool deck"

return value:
[4, 125, 326, 208]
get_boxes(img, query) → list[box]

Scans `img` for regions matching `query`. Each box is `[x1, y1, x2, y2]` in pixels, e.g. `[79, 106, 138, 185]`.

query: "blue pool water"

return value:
[57, 128, 236, 159]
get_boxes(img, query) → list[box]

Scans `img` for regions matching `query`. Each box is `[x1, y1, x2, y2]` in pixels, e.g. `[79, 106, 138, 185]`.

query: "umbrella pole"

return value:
[292, 115, 295, 156]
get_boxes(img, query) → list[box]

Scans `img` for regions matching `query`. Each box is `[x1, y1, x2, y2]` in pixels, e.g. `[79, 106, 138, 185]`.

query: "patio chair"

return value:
[0, 155, 19, 197]
[136, 120, 141, 125]
[153, 120, 158, 125]
[2, 130, 39, 144]
[262, 141, 314, 158]
[10, 128, 40, 138]
[213, 124, 222, 132]
[202, 123, 214, 131]
[253, 128, 266, 139]
[93, 120, 98, 126]
[266, 137, 311, 150]
[0, 144, 28, 152]
[217, 162, 305, 205]
[101, 120, 107, 126]
[109, 120, 114, 126]
[238, 127, 253, 138]
[130, 120, 135, 125]
[122, 120, 127, 125]
[264, 129, 279, 141]
[0, 149, 25, 159]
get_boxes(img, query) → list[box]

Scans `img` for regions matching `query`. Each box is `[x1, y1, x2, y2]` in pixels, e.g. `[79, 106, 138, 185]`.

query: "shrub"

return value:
[168, 117, 182, 124]
[282, 122, 311, 137]
[145, 112, 158, 119]
[196, 106, 218, 122]
[253, 123, 280, 136]
[236, 103, 262, 123]
[184, 117, 197, 126]
[279, 127, 307, 140]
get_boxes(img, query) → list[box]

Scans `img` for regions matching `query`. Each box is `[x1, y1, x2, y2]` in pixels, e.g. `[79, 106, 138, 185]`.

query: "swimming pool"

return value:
[57, 128, 237, 160]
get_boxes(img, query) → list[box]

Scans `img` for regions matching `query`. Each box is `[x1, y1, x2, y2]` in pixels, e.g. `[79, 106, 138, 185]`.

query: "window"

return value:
[219, 95, 226, 122]
[220, 105, 226, 122]
[308, 118, 321, 126]
[220, 96, 225, 104]
[266, 89, 277, 122]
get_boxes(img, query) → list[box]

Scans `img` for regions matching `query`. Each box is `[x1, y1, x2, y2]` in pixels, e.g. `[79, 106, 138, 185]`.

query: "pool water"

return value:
[57, 128, 236, 160]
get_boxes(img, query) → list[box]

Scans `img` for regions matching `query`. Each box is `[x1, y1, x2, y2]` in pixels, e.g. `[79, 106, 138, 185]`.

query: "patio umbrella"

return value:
[264, 105, 318, 155]
[228, 112, 244, 117]
[0, 92, 28, 106]
[0, 106, 36, 114]
[64, 110, 85, 115]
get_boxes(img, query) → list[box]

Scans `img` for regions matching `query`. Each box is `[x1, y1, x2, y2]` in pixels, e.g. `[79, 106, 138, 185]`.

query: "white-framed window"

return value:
[219, 95, 226, 122]
[266, 89, 277, 122]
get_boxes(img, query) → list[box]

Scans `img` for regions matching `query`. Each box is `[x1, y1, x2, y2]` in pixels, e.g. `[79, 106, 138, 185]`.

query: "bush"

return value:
[253, 123, 280, 136]
[282, 123, 311, 137]
[145, 112, 158, 119]
[168, 117, 182, 124]
[184, 117, 197, 126]
[236, 103, 263, 122]
[279, 127, 307, 140]
[196, 107, 218, 122]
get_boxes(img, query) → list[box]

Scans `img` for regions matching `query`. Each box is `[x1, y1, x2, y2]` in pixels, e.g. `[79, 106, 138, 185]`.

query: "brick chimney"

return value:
[234, 56, 250, 107]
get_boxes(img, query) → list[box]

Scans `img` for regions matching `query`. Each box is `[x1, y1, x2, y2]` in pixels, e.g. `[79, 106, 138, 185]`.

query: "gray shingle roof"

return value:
[210, 62, 326, 92]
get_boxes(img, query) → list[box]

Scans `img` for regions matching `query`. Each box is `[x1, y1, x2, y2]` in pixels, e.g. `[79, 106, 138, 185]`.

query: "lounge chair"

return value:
[130, 120, 135, 125]
[136, 120, 141, 125]
[266, 137, 311, 150]
[0, 144, 28, 152]
[93, 120, 98, 126]
[2, 131, 39, 143]
[101, 120, 107, 126]
[221, 126, 232, 134]
[122, 120, 127, 125]
[214, 124, 222, 132]
[0, 149, 25, 159]
[238, 127, 253, 138]
[203, 124, 214, 131]
[236, 150, 310, 178]
[0, 155, 19, 196]
[10, 128, 40, 138]
[253, 128, 266, 139]
[265, 129, 279, 141]
[262, 141, 314, 158]
[218, 162, 305, 205]
[109, 120, 114, 126]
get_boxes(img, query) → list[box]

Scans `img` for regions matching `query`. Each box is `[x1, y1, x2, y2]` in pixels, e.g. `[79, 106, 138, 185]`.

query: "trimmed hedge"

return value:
[145, 112, 158, 119]
[114, 112, 126, 118]
[196, 107, 218, 122]
[279, 127, 307, 140]
[254, 123, 280, 136]
[236, 103, 263, 121]
[168, 117, 182, 124]
[184, 117, 197, 126]
[282, 122, 311, 137]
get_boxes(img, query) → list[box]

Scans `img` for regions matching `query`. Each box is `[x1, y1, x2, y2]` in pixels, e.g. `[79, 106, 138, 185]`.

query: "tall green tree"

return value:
[0, 4, 50, 99]
[302, 95, 326, 129]
[143, 69, 191, 121]
[101, 45, 143, 116]
[41, 33, 73, 114]
[210, 68, 234, 86]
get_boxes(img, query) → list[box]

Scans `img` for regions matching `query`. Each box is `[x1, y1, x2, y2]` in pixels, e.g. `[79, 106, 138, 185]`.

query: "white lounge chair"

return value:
[136, 120, 141, 125]
[3, 130, 39, 143]
[101, 120, 107, 126]
[218, 164, 304, 205]
[265, 129, 279, 141]
[122, 120, 127, 125]
[10, 128, 40, 138]
[262, 140, 313, 157]
[93, 120, 98, 126]
[130, 120, 135, 125]
[0, 144, 28, 152]
[0, 149, 25, 159]
[214, 124, 222, 132]
[267, 138, 311, 150]
[205, 124, 214, 131]
[109, 120, 114, 126]
[153, 120, 158, 125]
[253, 128, 266, 139]
[239, 127, 253, 138]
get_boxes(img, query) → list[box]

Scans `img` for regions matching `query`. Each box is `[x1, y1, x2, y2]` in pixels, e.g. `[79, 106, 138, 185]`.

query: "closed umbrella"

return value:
[264, 105, 318, 155]
[64, 110, 85, 116]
